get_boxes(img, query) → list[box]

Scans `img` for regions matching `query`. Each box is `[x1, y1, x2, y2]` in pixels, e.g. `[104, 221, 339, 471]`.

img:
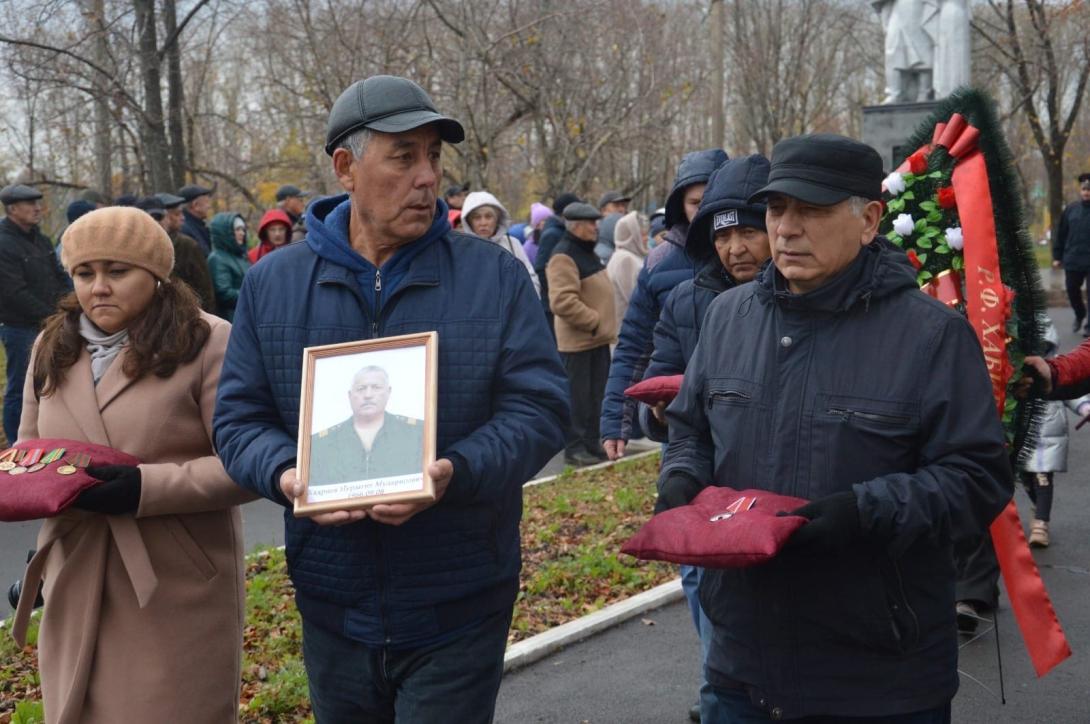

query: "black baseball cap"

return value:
[276, 184, 311, 201]
[445, 183, 469, 198]
[749, 134, 884, 206]
[1078, 173, 1090, 185]
[325, 75, 465, 156]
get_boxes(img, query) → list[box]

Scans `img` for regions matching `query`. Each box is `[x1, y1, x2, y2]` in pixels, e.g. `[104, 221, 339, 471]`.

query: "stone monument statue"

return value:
[873, 0, 970, 103]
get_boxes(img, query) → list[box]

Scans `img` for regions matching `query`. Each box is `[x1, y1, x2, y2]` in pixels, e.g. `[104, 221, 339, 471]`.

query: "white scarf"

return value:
[79, 314, 129, 384]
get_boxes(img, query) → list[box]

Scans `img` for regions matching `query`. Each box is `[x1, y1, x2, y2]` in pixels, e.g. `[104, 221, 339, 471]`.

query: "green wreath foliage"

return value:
[876, 88, 1046, 458]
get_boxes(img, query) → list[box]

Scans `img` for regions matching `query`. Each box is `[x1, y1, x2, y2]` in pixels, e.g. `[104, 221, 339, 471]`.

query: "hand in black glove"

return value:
[654, 472, 704, 514]
[76, 465, 142, 515]
[783, 490, 861, 551]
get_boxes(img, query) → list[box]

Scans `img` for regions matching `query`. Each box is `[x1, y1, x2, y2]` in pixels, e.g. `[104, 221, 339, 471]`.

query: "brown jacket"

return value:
[546, 233, 617, 352]
[12, 312, 255, 724]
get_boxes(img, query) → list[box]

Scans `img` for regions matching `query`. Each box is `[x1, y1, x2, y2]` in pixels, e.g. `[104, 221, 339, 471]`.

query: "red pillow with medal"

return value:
[0, 439, 141, 522]
[624, 374, 684, 405]
[621, 486, 810, 568]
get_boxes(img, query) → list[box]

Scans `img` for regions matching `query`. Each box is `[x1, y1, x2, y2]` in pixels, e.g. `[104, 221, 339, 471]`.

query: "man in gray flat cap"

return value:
[0, 185, 69, 443]
[547, 201, 617, 466]
[213, 75, 569, 723]
[177, 183, 213, 255]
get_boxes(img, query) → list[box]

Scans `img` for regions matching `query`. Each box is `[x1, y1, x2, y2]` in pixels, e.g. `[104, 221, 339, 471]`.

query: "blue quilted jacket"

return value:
[213, 194, 569, 647]
[600, 148, 728, 442]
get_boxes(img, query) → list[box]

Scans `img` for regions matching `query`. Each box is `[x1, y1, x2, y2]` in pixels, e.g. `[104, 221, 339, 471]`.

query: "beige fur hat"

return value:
[61, 206, 175, 281]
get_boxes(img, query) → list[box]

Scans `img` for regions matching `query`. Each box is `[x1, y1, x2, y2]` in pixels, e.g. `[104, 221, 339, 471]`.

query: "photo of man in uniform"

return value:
[309, 365, 424, 485]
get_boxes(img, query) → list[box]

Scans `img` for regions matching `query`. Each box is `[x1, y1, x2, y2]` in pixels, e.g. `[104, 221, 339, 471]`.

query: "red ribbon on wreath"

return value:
[896, 113, 1072, 677]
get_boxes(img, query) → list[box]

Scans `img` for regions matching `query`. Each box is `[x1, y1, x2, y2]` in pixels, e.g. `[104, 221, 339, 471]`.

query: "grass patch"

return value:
[0, 454, 666, 721]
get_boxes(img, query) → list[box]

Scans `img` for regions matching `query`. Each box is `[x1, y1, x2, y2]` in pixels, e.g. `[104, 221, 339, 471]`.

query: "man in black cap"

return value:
[1053, 172, 1090, 334]
[0, 184, 69, 443]
[143, 194, 216, 312]
[657, 134, 1012, 722]
[546, 202, 617, 465]
[213, 75, 568, 723]
[275, 184, 311, 226]
[594, 190, 633, 263]
[444, 183, 469, 211]
[177, 183, 213, 255]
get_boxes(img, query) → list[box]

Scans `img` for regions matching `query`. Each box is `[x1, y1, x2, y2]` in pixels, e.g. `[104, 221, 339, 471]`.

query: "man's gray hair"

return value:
[847, 196, 872, 217]
[338, 128, 373, 159]
[351, 364, 389, 387]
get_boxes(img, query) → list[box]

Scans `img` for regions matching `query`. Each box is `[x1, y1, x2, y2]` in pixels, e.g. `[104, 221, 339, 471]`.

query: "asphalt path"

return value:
[495, 306, 1090, 723]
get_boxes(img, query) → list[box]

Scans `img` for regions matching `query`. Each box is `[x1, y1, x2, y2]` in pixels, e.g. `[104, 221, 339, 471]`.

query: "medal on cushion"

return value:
[8, 449, 42, 476]
[0, 447, 19, 472]
[57, 452, 90, 476]
[27, 448, 65, 474]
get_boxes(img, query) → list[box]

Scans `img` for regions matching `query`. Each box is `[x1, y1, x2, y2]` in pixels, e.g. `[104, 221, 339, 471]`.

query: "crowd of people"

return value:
[0, 72, 1085, 724]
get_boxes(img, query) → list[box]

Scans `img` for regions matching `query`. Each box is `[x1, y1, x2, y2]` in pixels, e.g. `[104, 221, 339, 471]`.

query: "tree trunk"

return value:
[133, 0, 172, 192]
[161, 0, 188, 190]
[1047, 152, 1065, 243]
[709, 0, 725, 149]
[90, 0, 113, 195]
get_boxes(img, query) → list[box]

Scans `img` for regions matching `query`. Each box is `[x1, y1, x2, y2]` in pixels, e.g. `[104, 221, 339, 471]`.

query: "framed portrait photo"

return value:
[294, 331, 438, 517]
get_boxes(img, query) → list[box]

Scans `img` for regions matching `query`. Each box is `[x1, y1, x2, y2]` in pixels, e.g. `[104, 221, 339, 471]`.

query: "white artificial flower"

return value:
[892, 213, 915, 237]
[884, 172, 906, 196]
[945, 226, 964, 251]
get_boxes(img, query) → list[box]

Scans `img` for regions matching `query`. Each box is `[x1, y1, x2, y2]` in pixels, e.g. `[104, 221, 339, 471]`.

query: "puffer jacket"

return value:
[638, 261, 732, 441]
[1022, 320, 1090, 473]
[637, 154, 770, 441]
[213, 194, 569, 648]
[662, 239, 1012, 719]
[605, 211, 649, 326]
[600, 148, 728, 442]
[207, 213, 251, 321]
[461, 191, 540, 297]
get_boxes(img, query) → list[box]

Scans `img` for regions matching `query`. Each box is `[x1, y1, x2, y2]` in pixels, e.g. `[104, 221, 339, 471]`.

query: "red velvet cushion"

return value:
[0, 438, 141, 522]
[622, 486, 810, 568]
[624, 374, 684, 405]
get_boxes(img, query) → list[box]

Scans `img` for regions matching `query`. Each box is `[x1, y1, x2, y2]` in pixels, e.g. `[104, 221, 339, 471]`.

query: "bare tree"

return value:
[974, 0, 1090, 238]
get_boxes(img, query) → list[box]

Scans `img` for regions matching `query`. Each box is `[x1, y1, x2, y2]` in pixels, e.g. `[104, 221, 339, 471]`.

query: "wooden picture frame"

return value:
[294, 331, 438, 518]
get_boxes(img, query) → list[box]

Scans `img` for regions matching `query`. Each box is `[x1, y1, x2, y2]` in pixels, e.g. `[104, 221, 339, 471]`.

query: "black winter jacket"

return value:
[639, 260, 733, 441]
[0, 218, 69, 327]
[1054, 199, 1090, 271]
[662, 239, 1013, 719]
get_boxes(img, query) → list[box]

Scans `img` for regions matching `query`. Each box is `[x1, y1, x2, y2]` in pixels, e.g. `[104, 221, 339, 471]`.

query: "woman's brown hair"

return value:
[33, 279, 212, 398]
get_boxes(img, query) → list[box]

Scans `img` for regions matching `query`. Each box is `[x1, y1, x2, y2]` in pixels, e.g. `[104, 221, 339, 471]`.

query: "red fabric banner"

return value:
[894, 115, 1072, 677]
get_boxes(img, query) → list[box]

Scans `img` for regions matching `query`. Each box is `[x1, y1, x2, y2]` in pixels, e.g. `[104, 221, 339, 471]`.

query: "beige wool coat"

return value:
[11, 312, 255, 724]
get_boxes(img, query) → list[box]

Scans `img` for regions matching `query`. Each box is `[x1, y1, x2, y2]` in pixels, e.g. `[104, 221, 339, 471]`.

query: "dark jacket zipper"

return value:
[708, 390, 751, 408]
[827, 408, 909, 425]
[372, 270, 382, 337]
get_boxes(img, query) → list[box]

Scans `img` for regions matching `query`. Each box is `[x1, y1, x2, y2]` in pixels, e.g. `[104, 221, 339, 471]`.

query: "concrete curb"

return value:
[503, 578, 683, 673]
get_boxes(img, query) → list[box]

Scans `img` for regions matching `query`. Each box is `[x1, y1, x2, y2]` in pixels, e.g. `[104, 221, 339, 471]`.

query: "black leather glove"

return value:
[655, 472, 703, 514]
[77, 465, 142, 515]
[784, 491, 861, 551]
